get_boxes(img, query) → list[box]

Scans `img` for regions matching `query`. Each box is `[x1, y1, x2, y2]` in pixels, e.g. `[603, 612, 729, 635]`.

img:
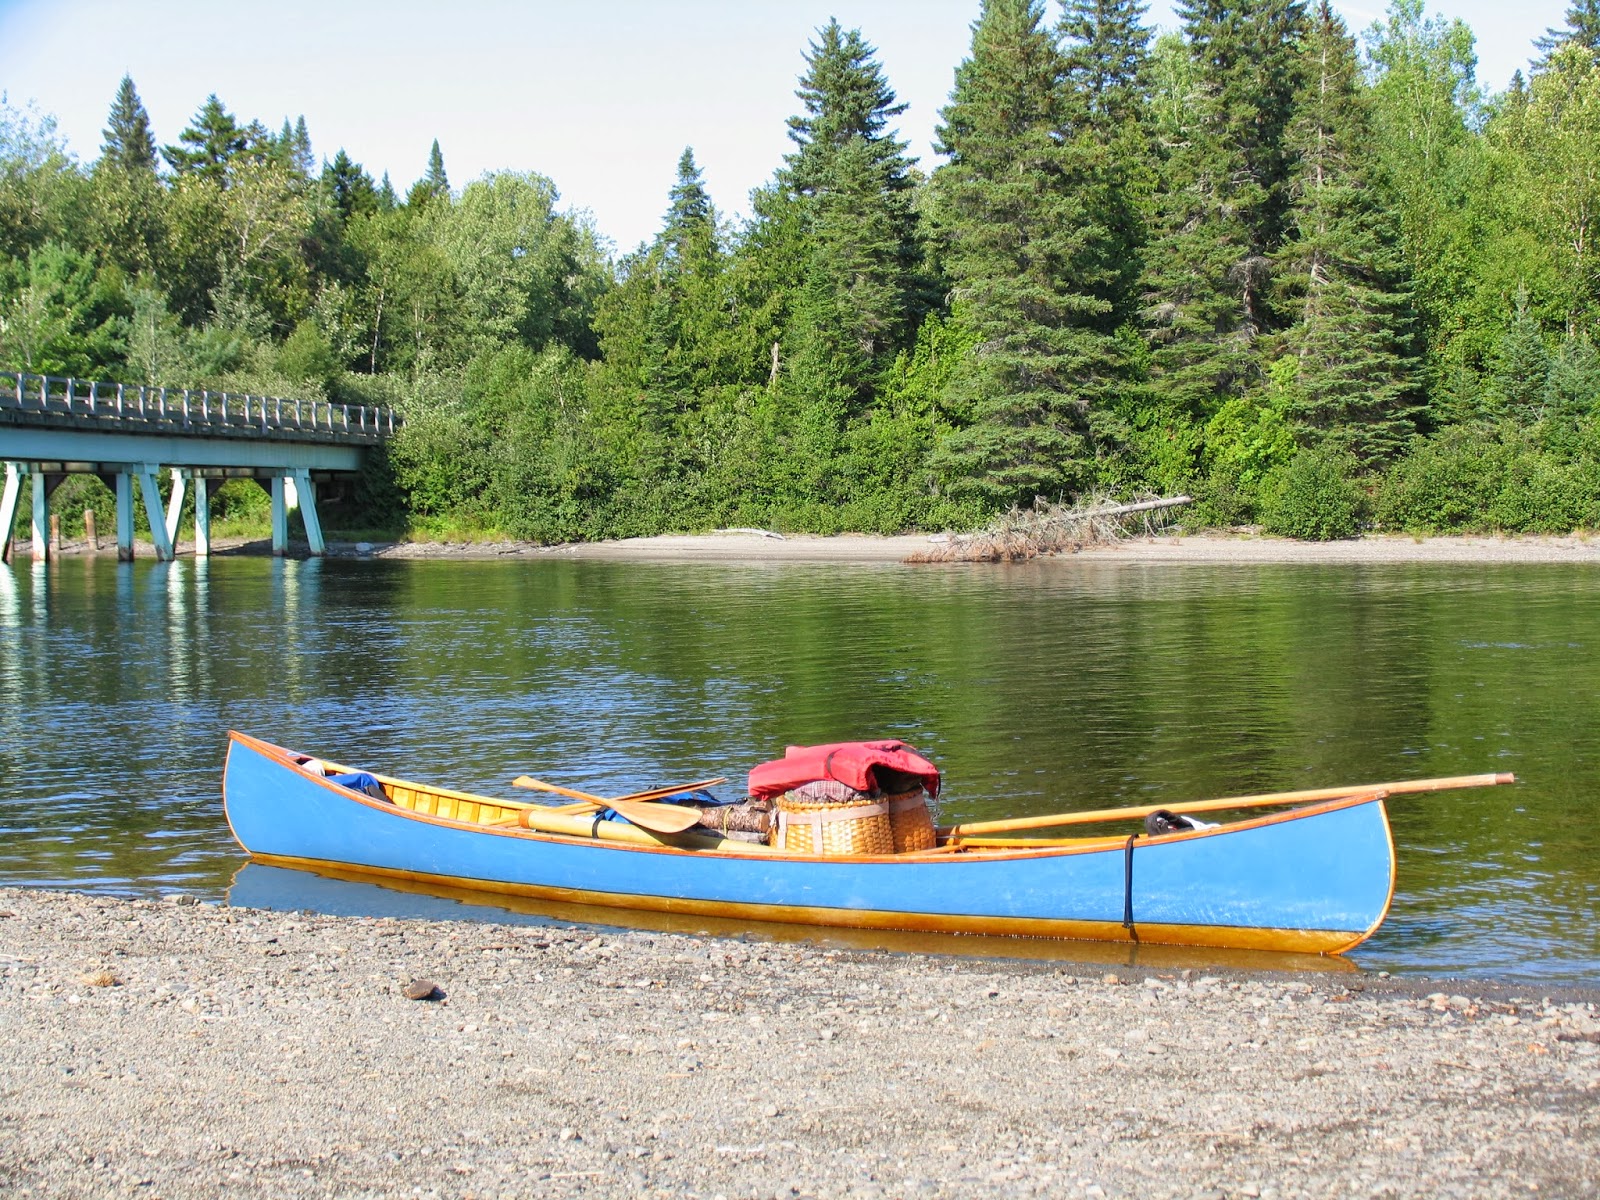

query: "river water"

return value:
[2, 554, 1596, 982]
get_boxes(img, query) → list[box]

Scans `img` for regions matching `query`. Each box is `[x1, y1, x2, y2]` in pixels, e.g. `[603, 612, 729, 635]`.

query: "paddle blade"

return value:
[605, 797, 705, 833]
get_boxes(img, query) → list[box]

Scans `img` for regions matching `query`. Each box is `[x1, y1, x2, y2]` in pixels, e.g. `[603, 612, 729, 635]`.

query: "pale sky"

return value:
[0, 0, 1572, 255]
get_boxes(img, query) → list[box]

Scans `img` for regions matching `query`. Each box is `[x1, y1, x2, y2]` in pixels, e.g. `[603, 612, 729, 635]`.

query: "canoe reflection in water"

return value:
[226, 861, 1358, 975]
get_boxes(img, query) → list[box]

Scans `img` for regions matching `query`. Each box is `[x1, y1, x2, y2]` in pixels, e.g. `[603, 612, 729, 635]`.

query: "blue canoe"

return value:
[223, 731, 1399, 954]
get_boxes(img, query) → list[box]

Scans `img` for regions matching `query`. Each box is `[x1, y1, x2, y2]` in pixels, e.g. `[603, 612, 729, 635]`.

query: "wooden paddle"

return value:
[509, 775, 726, 834]
[942, 772, 1515, 838]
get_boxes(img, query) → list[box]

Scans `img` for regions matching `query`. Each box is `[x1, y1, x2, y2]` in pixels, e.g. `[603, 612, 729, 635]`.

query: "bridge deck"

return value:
[2, 371, 402, 563]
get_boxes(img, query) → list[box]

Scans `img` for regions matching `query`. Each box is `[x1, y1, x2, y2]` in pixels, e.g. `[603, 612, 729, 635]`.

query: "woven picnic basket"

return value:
[773, 781, 895, 856]
[885, 787, 936, 852]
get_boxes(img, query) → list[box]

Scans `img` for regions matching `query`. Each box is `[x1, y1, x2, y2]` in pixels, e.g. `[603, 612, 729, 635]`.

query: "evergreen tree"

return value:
[377, 171, 398, 211]
[1060, 0, 1153, 131]
[322, 149, 378, 224]
[162, 95, 247, 183]
[427, 139, 449, 191]
[663, 147, 711, 259]
[1535, 0, 1600, 67]
[1494, 285, 1551, 421]
[1273, 2, 1421, 462]
[100, 75, 157, 173]
[272, 115, 315, 178]
[1140, 0, 1309, 416]
[784, 20, 909, 195]
[1058, 0, 1155, 326]
[930, 0, 1126, 505]
[780, 20, 924, 408]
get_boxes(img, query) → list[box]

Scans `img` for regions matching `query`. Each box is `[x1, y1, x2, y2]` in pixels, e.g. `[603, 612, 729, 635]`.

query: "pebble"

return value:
[401, 978, 440, 1001]
[1, 885, 1595, 1199]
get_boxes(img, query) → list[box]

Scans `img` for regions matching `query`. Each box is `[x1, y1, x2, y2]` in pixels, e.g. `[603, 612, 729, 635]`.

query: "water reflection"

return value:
[229, 862, 1356, 976]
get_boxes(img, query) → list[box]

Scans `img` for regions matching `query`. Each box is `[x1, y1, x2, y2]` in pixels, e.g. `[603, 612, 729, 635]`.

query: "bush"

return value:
[1375, 430, 1508, 532]
[1260, 447, 1364, 540]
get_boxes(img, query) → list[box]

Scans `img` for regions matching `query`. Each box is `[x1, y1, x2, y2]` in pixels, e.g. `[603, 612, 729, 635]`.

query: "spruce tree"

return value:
[162, 94, 247, 183]
[1060, 0, 1152, 131]
[1059, 0, 1155, 326]
[1535, 0, 1600, 67]
[930, 0, 1126, 505]
[663, 147, 711, 260]
[1140, 0, 1309, 415]
[780, 21, 925, 410]
[408, 139, 450, 209]
[322, 150, 379, 224]
[100, 75, 157, 173]
[1273, 1, 1421, 462]
[1494, 285, 1551, 421]
[424, 139, 449, 195]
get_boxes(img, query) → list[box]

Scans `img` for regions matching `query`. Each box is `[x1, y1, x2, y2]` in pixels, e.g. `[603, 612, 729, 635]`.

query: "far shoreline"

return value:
[15, 528, 1600, 565]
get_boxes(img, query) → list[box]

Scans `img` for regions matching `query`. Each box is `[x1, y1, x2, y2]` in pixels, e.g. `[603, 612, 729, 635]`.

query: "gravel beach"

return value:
[3, 887, 1597, 1199]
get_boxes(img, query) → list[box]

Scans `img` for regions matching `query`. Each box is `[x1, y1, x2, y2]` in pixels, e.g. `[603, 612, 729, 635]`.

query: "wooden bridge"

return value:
[0, 371, 400, 563]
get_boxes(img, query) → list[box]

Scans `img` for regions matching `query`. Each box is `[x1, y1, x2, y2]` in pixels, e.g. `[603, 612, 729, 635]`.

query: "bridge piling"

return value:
[114, 473, 134, 561]
[1, 463, 20, 563]
[164, 469, 187, 546]
[134, 467, 173, 562]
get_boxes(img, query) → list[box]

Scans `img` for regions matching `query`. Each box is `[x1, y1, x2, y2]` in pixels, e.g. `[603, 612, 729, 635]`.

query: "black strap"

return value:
[1123, 834, 1139, 933]
[590, 811, 606, 837]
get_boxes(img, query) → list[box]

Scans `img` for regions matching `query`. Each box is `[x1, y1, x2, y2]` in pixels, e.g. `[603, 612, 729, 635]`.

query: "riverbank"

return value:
[3, 887, 1596, 1198]
[16, 528, 1600, 565]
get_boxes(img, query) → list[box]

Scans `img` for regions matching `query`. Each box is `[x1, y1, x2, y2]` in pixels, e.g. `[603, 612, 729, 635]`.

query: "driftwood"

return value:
[907, 494, 1192, 564]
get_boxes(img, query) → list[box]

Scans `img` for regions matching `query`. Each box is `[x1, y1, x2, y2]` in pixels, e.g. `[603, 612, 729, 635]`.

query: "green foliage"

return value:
[2, 7, 1598, 544]
[1261, 445, 1365, 539]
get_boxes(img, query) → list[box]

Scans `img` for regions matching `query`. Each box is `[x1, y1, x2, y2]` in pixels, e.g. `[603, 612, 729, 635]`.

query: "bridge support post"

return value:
[0, 462, 21, 564]
[270, 475, 288, 557]
[31, 467, 48, 561]
[115, 472, 134, 561]
[194, 477, 218, 557]
[292, 468, 325, 556]
[136, 467, 173, 562]
[165, 469, 187, 548]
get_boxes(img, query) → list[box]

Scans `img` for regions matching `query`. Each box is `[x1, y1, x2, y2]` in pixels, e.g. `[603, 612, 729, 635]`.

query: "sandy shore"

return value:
[3, 887, 1597, 1199]
[20, 529, 1600, 565]
[375, 530, 1600, 565]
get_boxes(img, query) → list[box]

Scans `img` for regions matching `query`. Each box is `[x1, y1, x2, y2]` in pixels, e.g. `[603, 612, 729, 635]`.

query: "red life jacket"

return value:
[748, 740, 941, 800]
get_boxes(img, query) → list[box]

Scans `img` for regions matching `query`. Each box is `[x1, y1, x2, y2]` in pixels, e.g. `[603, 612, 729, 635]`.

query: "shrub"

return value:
[1260, 447, 1364, 540]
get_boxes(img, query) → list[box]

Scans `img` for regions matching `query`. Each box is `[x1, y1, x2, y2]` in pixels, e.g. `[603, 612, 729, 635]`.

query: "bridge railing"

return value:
[0, 370, 401, 444]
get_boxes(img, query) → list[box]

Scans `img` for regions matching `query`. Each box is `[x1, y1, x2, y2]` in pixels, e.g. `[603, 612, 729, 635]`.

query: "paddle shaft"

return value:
[510, 775, 724, 833]
[943, 772, 1515, 837]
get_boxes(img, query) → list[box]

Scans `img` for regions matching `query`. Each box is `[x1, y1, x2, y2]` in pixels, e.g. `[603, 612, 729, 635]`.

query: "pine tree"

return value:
[780, 20, 924, 408]
[1273, 1, 1421, 462]
[1140, 0, 1309, 415]
[378, 171, 398, 211]
[291, 117, 314, 176]
[322, 150, 378, 224]
[1060, 0, 1153, 131]
[100, 75, 157, 173]
[1535, 0, 1600, 67]
[930, 0, 1126, 505]
[162, 95, 247, 183]
[1058, 0, 1155, 326]
[663, 147, 711, 260]
[1494, 285, 1551, 421]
